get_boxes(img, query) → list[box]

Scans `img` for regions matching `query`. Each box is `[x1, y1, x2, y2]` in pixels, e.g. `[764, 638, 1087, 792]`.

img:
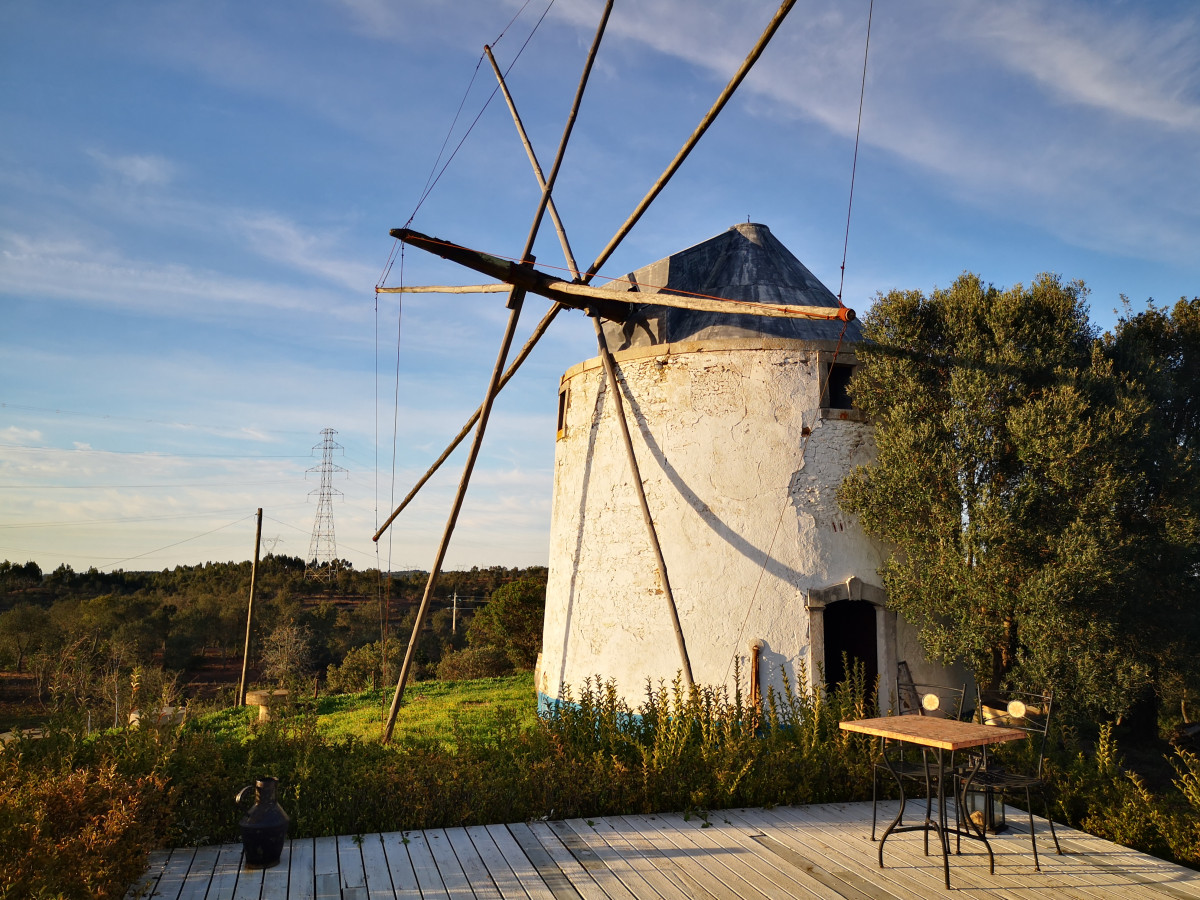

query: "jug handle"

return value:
[235, 784, 255, 805]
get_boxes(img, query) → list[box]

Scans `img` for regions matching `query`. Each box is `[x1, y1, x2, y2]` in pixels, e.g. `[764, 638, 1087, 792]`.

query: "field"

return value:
[195, 673, 537, 747]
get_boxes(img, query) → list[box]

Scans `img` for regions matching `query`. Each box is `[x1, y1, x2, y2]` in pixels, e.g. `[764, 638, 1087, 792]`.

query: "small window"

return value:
[824, 363, 855, 410]
[556, 386, 569, 440]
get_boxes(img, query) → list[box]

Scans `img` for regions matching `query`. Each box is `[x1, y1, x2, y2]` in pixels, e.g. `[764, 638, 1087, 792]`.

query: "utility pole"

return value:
[306, 428, 347, 581]
[452, 592, 458, 635]
[238, 508, 263, 707]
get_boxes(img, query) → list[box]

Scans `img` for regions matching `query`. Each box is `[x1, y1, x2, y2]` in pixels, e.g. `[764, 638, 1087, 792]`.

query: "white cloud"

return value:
[0, 229, 350, 319]
[1, 426, 44, 444]
[961, 0, 1200, 133]
[234, 213, 379, 292]
[87, 149, 178, 186]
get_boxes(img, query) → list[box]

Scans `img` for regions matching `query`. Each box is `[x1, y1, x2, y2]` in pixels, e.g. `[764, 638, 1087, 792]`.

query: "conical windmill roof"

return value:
[599, 222, 862, 351]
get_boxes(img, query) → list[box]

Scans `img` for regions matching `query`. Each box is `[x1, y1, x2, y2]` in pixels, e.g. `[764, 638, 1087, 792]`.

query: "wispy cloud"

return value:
[960, 1, 1200, 133]
[88, 149, 178, 186]
[235, 213, 379, 292]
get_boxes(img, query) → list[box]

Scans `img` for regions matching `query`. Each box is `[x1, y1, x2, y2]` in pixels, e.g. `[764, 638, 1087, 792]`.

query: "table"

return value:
[840, 715, 1026, 888]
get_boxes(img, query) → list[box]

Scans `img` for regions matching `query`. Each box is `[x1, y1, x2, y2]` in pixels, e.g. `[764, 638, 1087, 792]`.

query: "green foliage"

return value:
[841, 274, 1199, 718]
[325, 640, 403, 693]
[1044, 724, 1200, 867]
[465, 578, 545, 670]
[437, 646, 513, 680]
[0, 735, 170, 899]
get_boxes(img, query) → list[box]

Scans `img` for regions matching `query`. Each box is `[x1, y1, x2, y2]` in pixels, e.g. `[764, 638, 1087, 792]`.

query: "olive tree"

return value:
[840, 273, 1175, 718]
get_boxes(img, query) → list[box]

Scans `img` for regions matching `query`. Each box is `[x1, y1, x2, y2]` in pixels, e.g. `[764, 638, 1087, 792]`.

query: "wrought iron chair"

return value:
[870, 680, 967, 847]
[955, 688, 1062, 870]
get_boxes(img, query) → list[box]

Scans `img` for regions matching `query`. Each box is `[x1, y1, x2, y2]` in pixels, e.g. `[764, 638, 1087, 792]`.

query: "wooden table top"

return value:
[839, 715, 1027, 750]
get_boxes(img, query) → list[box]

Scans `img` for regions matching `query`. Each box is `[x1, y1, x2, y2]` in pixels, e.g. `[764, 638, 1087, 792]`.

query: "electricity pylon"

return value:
[306, 427, 347, 581]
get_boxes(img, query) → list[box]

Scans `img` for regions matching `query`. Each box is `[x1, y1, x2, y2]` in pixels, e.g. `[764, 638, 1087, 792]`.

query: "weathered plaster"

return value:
[541, 342, 901, 708]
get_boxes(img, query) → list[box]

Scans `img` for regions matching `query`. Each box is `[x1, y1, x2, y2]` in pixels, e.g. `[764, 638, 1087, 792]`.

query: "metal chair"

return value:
[955, 688, 1062, 870]
[871, 680, 966, 846]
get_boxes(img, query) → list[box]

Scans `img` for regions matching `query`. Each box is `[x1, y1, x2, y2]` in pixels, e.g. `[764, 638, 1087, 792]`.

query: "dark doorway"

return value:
[823, 600, 878, 691]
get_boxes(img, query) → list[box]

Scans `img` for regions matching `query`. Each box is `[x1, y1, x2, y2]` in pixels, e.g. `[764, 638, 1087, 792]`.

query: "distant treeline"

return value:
[0, 557, 548, 718]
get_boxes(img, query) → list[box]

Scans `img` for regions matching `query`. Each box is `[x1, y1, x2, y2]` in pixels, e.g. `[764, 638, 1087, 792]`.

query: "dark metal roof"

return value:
[599, 222, 862, 350]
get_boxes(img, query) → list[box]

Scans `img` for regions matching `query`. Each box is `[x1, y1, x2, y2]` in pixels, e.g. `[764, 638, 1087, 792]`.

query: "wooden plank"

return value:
[359, 832, 397, 900]
[657, 811, 834, 900]
[753, 803, 1021, 900]
[288, 837, 316, 900]
[445, 826, 504, 899]
[232, 851, 265, 900]
[465, 824, 549, 899]
[537, 819, 638, 900]
[141, 847, 193, 900]
[314, 835, 340, 900]
[615, 814, 759, 900]
[176, 845, 220, 900]
[819, 800, 1151, 900]
[500, 823, 587, 900]
[558, 818, 686, 899]
[759, 803, 1075, 900]
[204, 843, 244, 900]
[425, 828, 478, 900]
[379, 831, 423, 900]
[840, 716, 1026, 751]
[524, 821, 612, 900]
[338, 834, 369, 900]
[599, 816, 730, 900]
[721, 808, 923, 900]
[566, 816, 708, 900]
[629, 812, 817, 900]
[405, 830, 452, 900]
[127, 848, 171, 900]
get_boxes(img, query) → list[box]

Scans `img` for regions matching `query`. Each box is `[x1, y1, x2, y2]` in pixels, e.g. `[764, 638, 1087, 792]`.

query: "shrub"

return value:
[0, 752, 169, 899]
[325, 640, 403, 694]
[437, 646, 513, 681]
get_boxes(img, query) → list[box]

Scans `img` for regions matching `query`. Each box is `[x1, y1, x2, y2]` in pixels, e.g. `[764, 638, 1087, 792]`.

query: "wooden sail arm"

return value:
[388, 226, 855, 323]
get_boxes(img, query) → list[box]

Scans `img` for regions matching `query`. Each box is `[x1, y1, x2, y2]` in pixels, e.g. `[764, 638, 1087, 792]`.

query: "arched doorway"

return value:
[823, 599, 878, 691]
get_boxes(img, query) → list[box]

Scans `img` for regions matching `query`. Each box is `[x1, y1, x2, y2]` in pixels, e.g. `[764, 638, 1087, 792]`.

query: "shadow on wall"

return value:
[618, 383, 809, 586]
[557, 380, 608, 695]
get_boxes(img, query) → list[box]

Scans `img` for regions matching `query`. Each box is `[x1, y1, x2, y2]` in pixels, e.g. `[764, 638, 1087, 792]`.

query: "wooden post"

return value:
[585, 0, 798, 281]
[591, 317, 694, 687]
[485, 44, 582, 280]
[381, 0, 614, 743]
[237, 508, 263, 707]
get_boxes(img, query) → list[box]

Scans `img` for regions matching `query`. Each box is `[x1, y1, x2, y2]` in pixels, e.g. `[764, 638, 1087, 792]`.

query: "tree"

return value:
[466, 579, 546, 670]
[0, 603, 54, 672]
[259, 622, 313, 684]
[840, 273, 1168, 718]
[1103, 296, 1200, 713]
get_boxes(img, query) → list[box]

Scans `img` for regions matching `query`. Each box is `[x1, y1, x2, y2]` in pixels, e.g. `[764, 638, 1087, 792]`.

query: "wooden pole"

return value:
[584, 0, 799, 281]
[592, 316, 694, 687]
[237, 508, 263, 707]
[485, 44, 582, 281]
[382, 0, 614, 743]
[376, 283, 508, 294]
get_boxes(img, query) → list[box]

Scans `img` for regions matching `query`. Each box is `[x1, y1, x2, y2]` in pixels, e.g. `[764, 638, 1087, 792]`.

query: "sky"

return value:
[1, 0, 1198, 575]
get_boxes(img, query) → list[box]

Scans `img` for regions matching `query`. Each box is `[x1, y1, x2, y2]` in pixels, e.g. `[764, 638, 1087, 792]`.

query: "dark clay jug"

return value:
[235, 776, 289, 867]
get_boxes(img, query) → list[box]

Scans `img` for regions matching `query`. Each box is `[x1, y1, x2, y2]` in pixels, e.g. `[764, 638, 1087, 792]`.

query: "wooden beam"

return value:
[389, 227, 855, 323]
[376, 284, 507, 294]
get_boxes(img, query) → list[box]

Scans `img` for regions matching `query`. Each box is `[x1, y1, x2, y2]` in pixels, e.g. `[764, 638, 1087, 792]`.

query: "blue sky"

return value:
[2, 0, 1197, 574]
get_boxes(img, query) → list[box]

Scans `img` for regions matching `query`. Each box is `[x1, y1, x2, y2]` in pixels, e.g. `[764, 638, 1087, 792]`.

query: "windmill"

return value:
[372, 0, 962, 740]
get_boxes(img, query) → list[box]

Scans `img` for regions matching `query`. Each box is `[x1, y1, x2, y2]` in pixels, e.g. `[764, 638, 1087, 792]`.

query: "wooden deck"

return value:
[130, 800, 1200, 899]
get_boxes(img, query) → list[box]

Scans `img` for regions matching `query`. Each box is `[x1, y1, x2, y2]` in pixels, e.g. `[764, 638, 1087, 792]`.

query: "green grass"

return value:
[193, 672, 536, 748]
